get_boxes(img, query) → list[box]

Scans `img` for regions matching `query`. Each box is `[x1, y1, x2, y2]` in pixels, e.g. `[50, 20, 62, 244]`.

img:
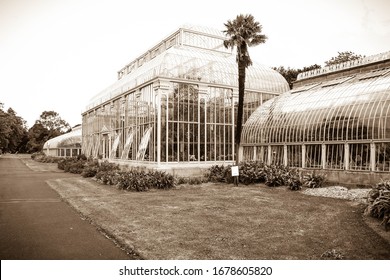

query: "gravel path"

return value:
[303, 186, 370, 203]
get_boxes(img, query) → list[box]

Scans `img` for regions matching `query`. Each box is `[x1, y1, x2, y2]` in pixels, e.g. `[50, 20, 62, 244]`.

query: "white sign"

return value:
[231, 166, 239, 177]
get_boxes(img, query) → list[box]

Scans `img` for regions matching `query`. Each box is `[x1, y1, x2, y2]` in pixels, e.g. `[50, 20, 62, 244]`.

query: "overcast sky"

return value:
[1, 0, 389, 128]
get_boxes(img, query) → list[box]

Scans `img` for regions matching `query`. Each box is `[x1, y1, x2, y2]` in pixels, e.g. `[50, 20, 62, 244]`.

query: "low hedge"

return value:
[56, 157, 175, 191]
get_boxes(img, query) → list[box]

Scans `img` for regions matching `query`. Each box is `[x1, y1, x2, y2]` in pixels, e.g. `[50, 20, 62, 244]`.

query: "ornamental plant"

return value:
[264, 165, 286, 187]
[302, 172, 326, 188]
[365, 180, 390, 230]
[239, 161, 266, 184]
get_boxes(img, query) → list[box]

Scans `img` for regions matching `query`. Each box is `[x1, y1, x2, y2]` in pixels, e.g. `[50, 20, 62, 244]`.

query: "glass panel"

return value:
[306, 144, 322, 168]
[326, 144, 344, 170]
[349, 143, 370, 171]
[243, 147, 254, 161]
[375, 142, 390, 172]
[270, 146, 284, 166]
[287, 145, 302, 167]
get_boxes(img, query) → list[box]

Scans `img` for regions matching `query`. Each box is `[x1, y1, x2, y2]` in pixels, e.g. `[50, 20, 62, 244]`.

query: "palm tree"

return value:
[223, 14, 267, 166]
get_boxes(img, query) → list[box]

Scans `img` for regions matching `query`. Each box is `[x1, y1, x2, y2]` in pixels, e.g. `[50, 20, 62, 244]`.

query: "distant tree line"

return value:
[0, 103, 71, 154]
[273, 51, 364, 89]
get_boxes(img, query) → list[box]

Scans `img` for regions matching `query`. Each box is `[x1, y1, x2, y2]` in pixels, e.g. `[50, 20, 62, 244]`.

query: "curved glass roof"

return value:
[86, 46, 288, 110]
[242, 70, 390, 144]
[43, 126, 82, 149]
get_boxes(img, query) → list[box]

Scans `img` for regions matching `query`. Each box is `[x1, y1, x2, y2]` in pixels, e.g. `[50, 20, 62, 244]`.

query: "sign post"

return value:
[231, 165, 239, 186]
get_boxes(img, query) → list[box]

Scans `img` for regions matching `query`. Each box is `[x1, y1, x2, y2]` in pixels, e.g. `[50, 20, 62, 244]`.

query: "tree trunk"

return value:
[235, 60, 246, 166]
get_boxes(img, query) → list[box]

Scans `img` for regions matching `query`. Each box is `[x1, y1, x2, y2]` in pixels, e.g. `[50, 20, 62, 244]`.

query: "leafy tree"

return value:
[27, 123, 49, 153]
[272, 66, 299, 89]
[37, 111, 70, 133]
[223, 14, 267, 165]
[324, 51, 363, 66]
[0, 103, 28, 153]
[273, 64, 322, 89]
[26, 111, 70, 153]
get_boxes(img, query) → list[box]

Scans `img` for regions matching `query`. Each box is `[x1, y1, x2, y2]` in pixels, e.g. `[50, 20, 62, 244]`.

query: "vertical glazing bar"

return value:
[322, 144, 326, 169]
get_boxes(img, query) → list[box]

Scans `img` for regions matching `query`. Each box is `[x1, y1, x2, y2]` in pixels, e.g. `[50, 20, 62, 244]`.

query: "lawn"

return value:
[46, 175, 390, 260]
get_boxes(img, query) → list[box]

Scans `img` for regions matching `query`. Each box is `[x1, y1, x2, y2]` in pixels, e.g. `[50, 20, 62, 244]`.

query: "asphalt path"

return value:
[0, 155, 131, 259]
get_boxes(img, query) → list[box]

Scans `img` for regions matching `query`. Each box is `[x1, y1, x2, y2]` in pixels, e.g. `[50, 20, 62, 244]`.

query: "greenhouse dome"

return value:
[241, 51, 390, 183]
[82, 25, 289, 175]
[43, 125, 82, 157]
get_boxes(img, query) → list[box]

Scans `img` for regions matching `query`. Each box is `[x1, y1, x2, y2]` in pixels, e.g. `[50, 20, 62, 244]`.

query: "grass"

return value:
[47, 177, 390, 260]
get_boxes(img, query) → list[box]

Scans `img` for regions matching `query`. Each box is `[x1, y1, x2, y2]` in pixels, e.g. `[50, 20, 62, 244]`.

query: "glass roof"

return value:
[242, 71, 390, 144]
[43, 126, 82, 149]
[86, 46, 289, 110]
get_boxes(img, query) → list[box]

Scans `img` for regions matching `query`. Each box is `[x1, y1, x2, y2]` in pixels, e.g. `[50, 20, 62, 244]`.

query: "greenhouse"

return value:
[43, 125, 82, 157]
[241, 51, 390, 183]
[81, 25, 289, 174]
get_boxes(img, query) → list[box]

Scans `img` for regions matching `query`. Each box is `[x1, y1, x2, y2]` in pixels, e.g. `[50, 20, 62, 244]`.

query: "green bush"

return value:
[206, 162, 304, 188]
[81, 160, 99, 178]
[97, 161, 120, 172]
[31, 151, 45, 160]
[287, 174, 303, 191]
[57, 157, 86, 173]
[149, 170, 175, 189]
[58, 158, 74, 170]
[206, 165, 233, 183]
[263, 165, 290, 187]
[67, 160, 86, 174]
[365, 180, 390, 230]
[239, 161, 266, 185]
[96, 170, 119, 185]
[77, 154, 88, 161]
[116, 170, 175, 191]
[303, 172, 326, 188]
[117, 170, 148, 191]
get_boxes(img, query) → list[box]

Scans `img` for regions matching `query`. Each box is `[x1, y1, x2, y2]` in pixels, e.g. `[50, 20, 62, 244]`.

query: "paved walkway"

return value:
[0, 155, 130, 259]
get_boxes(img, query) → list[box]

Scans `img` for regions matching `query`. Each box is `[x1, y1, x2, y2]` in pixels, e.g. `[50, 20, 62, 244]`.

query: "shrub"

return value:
[77, 154, 88, 161]
[58, 158, 73, 170]
[116, 170, 175, 191]
[31, 151, 45, 160]
[264, 165, 286, 187]
[67, 160, 86, 174]
[303, 172, 326, 188]
[286, 169, 303, 191]
[81, 160, 99, 178]
[97, 161, 120, 172]
[187, 177, 206, 185]
[239, 161, 266, 185]
[31, 152, 62, 163]
[57, 157, 87, 173]
[206, 162, 303, 188]
[92, 161, 120, 183]
[150, 170, 175, 189]
[206, 165, 233, 183]
[175, 177, 188, 185]
[117, 170, 148, 191]
[97, 170, 119, 185]
[365, 180, 390, 230]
